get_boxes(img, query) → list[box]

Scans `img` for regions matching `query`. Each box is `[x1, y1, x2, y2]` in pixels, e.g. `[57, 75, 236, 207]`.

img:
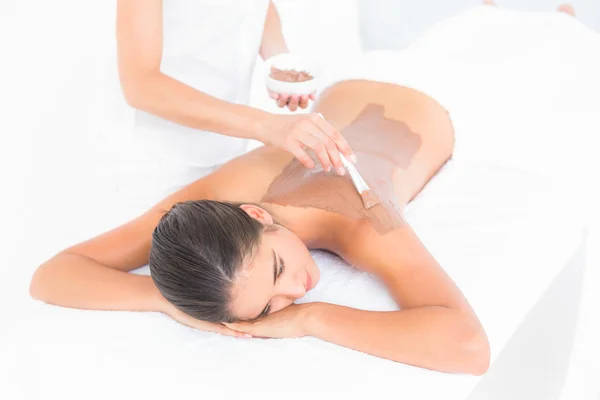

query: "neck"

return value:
[259, 202, 351, 250]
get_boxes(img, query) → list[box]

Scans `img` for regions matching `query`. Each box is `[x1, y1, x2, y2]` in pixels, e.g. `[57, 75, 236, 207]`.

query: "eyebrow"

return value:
[253, 250, 278, 320]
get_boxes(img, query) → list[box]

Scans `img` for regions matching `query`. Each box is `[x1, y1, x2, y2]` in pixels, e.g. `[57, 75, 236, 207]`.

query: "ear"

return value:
[239, 204, 274, 225]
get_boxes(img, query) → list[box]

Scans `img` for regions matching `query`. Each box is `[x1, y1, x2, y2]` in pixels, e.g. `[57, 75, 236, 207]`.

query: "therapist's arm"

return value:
[116, 0, 355, 174]
[259, 1, 289, 60]
[116, 0, 265, 140]
[260, 1, 317, 112]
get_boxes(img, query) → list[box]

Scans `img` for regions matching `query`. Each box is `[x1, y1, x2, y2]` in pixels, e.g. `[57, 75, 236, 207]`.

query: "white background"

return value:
[1, 1, 598, 399]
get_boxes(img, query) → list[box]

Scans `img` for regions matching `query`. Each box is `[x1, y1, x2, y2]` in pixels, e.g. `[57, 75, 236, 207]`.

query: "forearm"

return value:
[259, 1, 289, 60]
[306, 303, 490, 375]
[123, 71, 269, 141]
[30, 252, 165, 313]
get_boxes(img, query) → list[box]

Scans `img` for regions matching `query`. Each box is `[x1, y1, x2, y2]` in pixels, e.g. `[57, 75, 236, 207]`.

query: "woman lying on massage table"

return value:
[30, 79, 489, 375]
[33, 2, 584, 376]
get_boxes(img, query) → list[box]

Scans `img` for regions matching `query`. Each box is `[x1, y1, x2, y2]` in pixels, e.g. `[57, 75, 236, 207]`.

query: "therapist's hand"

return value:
[268, 89, 316, 112]
[259, 112, 356, 175]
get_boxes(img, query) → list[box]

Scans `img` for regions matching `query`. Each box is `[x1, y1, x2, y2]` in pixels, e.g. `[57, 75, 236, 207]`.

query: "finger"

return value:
[309, 92, 316, 101]
[288, 143, 315, 169]
[302, 121, 345, 175]
[224, 323, 272, 339]
[311, 114, 356, 163]
[287, 95, 300, 112]
[268, 90, 280, 100]
[308, 128, 344, 175]
[325, 141, 344, 176]
[222, 323, 253, 338]
[220, 326, 252, 339]
[277, 94, 290, 108]
[299, 95, 309, 109]
[299, 134, 332, 173]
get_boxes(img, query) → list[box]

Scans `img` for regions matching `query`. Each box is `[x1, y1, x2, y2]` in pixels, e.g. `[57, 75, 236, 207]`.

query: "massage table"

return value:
[1, 159, 588, 400]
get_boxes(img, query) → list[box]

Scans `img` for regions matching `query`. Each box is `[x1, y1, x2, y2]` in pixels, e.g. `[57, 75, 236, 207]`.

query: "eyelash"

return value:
[263, 258, 285, 317]
[277, 258, 285, 279]
[263, 303, 271, 317]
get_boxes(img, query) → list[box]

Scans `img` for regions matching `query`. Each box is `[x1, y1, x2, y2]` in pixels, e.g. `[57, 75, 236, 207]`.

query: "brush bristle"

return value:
[360, 190, 380, 209]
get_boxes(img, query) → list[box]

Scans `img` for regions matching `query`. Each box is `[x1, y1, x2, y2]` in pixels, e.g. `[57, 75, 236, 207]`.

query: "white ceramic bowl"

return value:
[263, 53, 320, 96]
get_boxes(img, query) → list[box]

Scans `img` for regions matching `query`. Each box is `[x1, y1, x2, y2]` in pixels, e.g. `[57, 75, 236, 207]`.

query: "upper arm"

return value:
[116, 0, 163, 100]
[65, 174, 216, 272]
[340, 222, 473, 313]
[63, 148, 281, 272]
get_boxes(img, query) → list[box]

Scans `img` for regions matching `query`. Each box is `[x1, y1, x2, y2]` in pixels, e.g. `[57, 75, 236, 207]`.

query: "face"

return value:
[229, 205, 320, 321]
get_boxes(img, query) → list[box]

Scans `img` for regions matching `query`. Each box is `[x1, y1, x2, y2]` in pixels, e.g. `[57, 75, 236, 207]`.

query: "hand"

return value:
[224, 303, 314, 339]
[268, 89, 316, 112]
[162, 300, 251, 339]
[259, 112, 356, 175]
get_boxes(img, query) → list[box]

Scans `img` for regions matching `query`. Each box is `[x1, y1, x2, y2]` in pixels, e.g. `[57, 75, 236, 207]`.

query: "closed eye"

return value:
[255, 251, 284, 320]
[277, 257, 285, 279]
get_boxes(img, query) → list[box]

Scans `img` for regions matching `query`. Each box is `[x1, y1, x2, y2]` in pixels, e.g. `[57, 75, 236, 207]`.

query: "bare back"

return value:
[61, 80, 454, 272]
[207, 80, 454, 228]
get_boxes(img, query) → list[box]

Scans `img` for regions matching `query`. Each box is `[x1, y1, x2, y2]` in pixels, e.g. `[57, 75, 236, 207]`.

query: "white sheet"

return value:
[2, 160, 585, 400]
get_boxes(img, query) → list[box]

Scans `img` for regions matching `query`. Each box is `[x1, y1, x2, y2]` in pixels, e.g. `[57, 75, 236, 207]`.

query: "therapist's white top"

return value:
[119, 0, 270, 168]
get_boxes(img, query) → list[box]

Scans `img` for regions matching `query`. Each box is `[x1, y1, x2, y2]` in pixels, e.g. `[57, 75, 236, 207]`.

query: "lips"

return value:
[305, 271, 313, 292]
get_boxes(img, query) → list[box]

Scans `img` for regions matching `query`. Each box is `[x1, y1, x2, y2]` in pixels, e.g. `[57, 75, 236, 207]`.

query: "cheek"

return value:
[293, 239, 319, 281]
[294, 239, 313, 264]
[279, 230, 313, 272]
[281, 231, 309, 258]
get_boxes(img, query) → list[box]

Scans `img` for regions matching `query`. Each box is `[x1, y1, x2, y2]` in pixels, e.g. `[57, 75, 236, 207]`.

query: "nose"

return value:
[280, 274, 307, 300]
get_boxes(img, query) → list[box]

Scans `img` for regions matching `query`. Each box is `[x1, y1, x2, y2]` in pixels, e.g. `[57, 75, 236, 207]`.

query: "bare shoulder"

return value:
[64, 146, 290, 272]
[146, 145, 290, 213]
[202, 146, 293, 203]
[336, 218, 472, 312]
[335, 217, 438, 278]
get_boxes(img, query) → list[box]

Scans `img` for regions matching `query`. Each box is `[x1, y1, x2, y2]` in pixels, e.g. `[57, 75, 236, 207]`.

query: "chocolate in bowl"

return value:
[270, 66, 314, 83]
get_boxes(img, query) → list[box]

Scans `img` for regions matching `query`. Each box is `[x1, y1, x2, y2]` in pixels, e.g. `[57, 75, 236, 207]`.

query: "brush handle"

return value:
[318, 113, 370, 193]
[340, 154, 369, 193]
